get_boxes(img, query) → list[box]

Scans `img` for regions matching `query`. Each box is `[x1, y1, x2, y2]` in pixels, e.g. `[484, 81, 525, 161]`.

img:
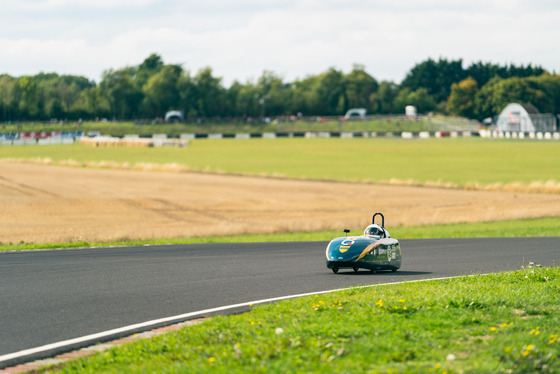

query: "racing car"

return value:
[325, 212, 401, 274]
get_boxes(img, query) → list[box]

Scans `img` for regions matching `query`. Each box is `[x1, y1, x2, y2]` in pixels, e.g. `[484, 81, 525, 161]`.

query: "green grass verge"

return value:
[2, 137, 559, 188]
[41, 266, 560, 373]
[2, 216, 559, 252]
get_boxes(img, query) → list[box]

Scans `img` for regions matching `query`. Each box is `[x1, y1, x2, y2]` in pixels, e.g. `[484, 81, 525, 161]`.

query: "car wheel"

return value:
[332, 267, 339, 274]
[353, 267, 359, 272]
[370, 269, 377, 274]
[392, 269, 398, 272]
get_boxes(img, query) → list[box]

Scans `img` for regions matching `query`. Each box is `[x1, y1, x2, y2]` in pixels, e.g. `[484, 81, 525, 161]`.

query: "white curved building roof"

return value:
[496, 103, 535, 132]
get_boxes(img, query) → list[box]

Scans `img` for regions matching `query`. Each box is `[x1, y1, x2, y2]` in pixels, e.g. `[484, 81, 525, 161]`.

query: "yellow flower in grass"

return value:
[549, 334, 558, 344]
[521, 345, 534, 357]
[489, 327, 497, 332]
[208, 357, 216, 363]
[504, 346, 512, 353]
[312, 300, 326, 309]
[375, 299, 384, 307]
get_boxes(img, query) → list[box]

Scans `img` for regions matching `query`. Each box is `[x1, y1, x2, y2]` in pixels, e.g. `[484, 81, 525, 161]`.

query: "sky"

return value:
[1, 0, 559, 87]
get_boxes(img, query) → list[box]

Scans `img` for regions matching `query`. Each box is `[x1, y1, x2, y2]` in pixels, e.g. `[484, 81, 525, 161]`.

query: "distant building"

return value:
[165, 110, 184, 122]
[344, 108, 366, 120]
[405, 105, 417, 118]
[496, 103, 557, 132]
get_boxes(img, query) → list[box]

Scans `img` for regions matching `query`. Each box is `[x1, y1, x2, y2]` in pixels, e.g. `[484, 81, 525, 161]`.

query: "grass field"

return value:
[1, 137, 559, 191]
[1, 136, 559, 249]
[40, 266, 560, 373]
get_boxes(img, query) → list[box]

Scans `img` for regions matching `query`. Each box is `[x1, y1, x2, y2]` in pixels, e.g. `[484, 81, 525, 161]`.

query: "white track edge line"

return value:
[0, 274, 478, 364]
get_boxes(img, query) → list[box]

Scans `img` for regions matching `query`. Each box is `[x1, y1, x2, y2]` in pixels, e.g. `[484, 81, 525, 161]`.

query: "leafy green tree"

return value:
[284, 70, 340, 116]
[71, 86, 110, 119]
[369, 80, 398, 114]
[401, 58, 465, 103]
[0, 54, 556, 121]
[462, 61, 543, 87]
[492, 77, 531, 108]
[191, 67, 226, 117]
[465, 61, 501, 88]
[288, 75, 318, 116]
[141, 64, 183, 117]
[473, 76, 550, 119]
[473, 77, 501, 119]
[224, 80, 242, 117]
[411, 88, 437, 113]
[343, 64, 378, 112]
[35, 74, 94, 119]
[233, 80, 258, 117]
[447, 77, 478, 118]
[136, 53, 164, 89]
[177, 72, 196, 117]
[394, 87, 436, 114]
[526, 74, 560, 113]
[14, 76, 41, 119]
[100, 68, 143, 119]
[0, 75, 15, 121]
[314, 68, 345, 115]
[256, 71, 286, 117]
[500, 63, 545, 80]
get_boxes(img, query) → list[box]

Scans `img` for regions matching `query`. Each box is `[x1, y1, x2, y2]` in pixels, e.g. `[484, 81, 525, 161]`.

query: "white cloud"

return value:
[1, 0, 559, 85]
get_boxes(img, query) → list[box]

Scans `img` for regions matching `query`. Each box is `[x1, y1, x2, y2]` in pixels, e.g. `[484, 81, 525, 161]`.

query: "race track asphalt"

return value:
[1, 237, 559, 367]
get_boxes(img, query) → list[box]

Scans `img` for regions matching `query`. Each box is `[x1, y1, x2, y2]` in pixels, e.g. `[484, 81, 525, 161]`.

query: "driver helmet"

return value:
[364, 224, 384, 237]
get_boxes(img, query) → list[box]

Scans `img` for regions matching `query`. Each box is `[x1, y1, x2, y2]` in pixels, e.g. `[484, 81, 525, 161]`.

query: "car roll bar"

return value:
[372, 212, 384, 228]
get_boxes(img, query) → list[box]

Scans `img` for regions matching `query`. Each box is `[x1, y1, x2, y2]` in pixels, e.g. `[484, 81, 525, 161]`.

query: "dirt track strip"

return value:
[1, 162, 560, 244]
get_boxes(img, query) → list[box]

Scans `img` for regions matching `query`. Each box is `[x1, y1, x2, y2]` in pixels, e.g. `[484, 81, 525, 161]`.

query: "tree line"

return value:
[0, 53, 557, 122]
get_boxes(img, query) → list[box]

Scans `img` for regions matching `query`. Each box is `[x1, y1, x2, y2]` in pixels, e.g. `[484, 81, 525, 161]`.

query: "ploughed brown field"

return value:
[2, 161, 560, 244]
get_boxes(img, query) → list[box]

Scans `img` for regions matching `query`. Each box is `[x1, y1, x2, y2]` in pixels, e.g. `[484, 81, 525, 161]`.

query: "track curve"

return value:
[1, 237, 559, 367]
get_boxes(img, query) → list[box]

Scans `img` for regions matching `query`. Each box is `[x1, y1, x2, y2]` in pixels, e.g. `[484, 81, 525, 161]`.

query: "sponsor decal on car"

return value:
[339, 239, 355, 253]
